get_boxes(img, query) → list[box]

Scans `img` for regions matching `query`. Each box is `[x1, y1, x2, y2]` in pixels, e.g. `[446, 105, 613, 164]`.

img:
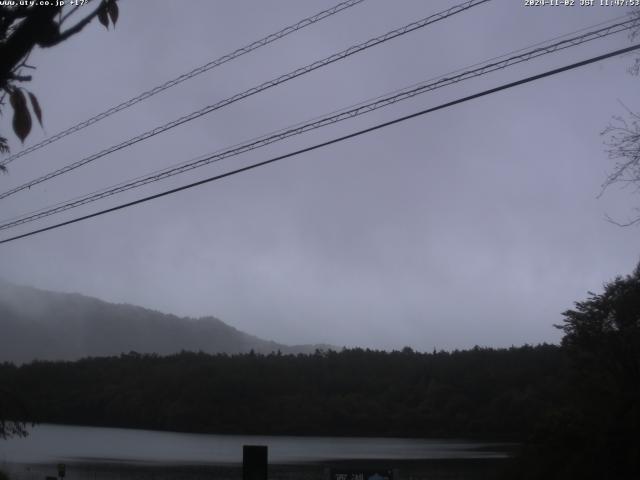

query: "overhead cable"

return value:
[0, 0, 491, 200]
[0, 0, 367, 167]
[0, 16, 635, 231]
[1, 43, 638, 245]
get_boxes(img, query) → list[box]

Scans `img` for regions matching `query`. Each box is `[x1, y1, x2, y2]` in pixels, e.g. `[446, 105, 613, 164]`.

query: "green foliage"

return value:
[0, 469, 9, 480]
[0, 345, 565, 440]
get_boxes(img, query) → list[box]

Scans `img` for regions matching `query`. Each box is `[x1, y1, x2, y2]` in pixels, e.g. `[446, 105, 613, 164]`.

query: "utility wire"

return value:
[0, 0, 491, 200]
[1, 16, 634, 227]
[0, 0, 367, 167]
[0, 16, 636, 231]
[7, 15, 633, 225]
[0, 12, 630, 227]
[351, 12, 633, 112]
[1, 43, 638, 246]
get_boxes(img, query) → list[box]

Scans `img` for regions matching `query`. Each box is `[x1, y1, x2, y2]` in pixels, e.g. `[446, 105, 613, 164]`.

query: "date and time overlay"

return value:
[525, 0, 640, 6]
[0, 1, 637, 9]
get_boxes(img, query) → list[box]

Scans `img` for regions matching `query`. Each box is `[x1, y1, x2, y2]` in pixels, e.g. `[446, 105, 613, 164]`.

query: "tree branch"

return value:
[0, 6, 60, 81]
[7, 73, 32, 82]
[59, 4, 82, 26]
[0, 6, 34, 22]
[604, 212, 640, 227]
[49, 1, 107, 46]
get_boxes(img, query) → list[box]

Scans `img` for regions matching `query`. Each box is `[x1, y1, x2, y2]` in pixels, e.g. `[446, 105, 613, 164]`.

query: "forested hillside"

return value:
[0, 281, 327, 362]
[0, 345, 566, 439]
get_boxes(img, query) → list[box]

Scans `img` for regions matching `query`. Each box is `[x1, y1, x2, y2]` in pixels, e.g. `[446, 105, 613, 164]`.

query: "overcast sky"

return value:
[1, 0, 639, 351]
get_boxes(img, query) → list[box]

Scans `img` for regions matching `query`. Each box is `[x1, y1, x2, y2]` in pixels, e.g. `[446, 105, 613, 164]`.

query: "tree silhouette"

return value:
[0, 0, 120, 168]
[559, 263, 640, 385]
[549, 262, 640, 478]
[511, 263, 640, 479]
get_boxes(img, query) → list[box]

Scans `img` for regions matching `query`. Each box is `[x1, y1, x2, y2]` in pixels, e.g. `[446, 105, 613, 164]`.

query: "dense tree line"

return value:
[0, 345, 566, 440]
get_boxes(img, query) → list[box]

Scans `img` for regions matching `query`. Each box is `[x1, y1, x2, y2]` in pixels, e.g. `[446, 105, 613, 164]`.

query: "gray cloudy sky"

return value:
[1, 0, 639, 351]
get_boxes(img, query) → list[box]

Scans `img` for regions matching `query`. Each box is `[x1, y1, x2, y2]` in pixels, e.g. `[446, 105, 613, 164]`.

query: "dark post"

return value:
[243, 445, 268, 480]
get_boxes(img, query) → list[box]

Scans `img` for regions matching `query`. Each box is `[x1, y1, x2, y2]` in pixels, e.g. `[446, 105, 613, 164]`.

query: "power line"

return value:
[1, 43, 638, 246]
[0, 0, 491, 200]
[1, 13, 631, 227]
[1, 16, 634, 228]
[353, 13, 634, 110]
[1, 16, 636, 231]
[0, 0, 367, 167]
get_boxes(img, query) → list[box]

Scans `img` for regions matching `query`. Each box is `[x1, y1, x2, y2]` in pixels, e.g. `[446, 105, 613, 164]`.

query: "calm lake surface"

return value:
[0, 424, 509, 465]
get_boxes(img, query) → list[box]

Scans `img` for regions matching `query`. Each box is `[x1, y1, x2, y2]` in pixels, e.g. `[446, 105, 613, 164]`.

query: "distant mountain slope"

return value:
[0, 280, 331, 363]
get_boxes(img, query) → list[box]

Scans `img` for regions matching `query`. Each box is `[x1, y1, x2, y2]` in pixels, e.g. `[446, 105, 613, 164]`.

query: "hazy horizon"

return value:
[0, 277, 557, 352]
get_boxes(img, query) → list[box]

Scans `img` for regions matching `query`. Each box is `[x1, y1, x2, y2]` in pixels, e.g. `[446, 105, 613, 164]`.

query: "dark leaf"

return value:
[98, 5, 109, 29]
[10, 89, 31, 143]
[0, 136, 8, 155]
[27, 91, 43, 127]
[107, 1, 119, 27]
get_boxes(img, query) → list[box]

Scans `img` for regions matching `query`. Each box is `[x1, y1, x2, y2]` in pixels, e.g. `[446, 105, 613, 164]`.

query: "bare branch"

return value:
[601, 111, 640, 195]
[604, 211, 640, 227]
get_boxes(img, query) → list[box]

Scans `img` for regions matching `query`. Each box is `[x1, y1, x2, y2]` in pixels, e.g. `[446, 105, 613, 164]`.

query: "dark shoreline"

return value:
[22, 420, 524, 443]
[4, 458, 511, 480]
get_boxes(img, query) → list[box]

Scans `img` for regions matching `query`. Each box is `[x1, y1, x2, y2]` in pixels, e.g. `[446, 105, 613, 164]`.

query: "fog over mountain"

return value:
[0, 280, 331, 363]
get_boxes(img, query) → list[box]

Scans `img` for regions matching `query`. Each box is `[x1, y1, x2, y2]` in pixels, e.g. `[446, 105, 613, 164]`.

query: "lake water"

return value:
[0, 424, 509, 465]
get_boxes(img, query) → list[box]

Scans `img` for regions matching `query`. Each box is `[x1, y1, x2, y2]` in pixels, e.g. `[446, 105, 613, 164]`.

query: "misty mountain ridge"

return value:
[0, 279, 332, 363]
